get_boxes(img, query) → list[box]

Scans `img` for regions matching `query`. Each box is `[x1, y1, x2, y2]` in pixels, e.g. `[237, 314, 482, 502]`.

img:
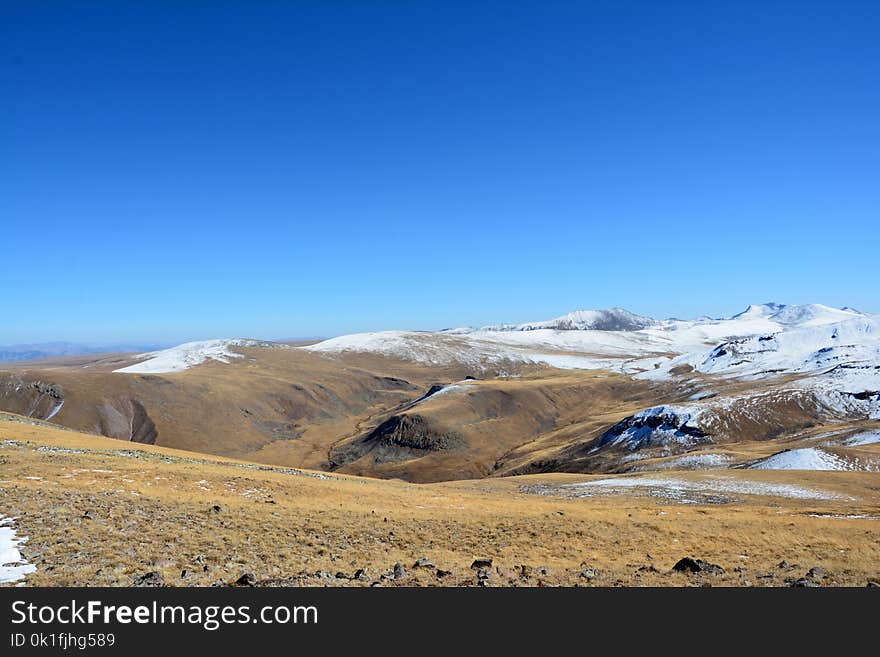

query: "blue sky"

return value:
[3, 1, 878, 343]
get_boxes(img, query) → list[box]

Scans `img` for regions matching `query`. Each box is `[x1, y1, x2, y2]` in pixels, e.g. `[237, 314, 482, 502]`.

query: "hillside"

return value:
[2, 415, 878, 587]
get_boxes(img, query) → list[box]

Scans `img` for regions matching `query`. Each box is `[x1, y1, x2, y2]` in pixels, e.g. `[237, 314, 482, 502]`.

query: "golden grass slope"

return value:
[2, 415, 878, 587]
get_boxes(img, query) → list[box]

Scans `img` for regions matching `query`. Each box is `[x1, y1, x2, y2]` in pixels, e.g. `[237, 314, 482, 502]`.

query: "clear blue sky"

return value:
[3, 1, 878, 343]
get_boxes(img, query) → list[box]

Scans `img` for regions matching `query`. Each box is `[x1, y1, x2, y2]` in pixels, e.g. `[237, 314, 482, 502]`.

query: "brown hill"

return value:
[0, 343, 876, 483]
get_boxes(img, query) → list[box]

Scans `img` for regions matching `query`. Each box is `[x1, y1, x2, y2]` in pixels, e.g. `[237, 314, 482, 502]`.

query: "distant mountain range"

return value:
[0, 342, 167, 363]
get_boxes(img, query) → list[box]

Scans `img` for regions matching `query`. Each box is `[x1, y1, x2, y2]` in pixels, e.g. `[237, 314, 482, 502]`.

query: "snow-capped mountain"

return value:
[732, 302, 864, 326]
[307, 303, 878, 382]
[305, 303, 880, 441]
[641, 311, 880, 401]
[483, 308, 657, 332]
[0, 341, 166, 363]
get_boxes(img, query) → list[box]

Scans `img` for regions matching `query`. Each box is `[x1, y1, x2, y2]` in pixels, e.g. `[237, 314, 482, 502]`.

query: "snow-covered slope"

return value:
[114, 339, 282, 374]
[307, 303, 879, 388]
[764, 303, 863, 326]
[303, 327, 653, 370]
[748, 447, 871, 471]
[644, 313, 880, 394]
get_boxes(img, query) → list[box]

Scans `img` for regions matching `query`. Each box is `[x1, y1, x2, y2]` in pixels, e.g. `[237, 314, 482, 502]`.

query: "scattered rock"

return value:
[211, 505, 222, 514]
[132, 571, 164, 587]
[353, 568, 368, 581]
[777, 560, 794, 569]
[235, 572, 256, 587]
[672, 557, 724, 575]
[436, 568, 452, 579]
[806, 566, 826, 579]
[393, 562, 406, 580]
[579, 567, 599, 580]
[412, 557, 435, 569]
[335, 572, 349, 580]
[790, 577, 820, 588]
[471, 558, 493, 570]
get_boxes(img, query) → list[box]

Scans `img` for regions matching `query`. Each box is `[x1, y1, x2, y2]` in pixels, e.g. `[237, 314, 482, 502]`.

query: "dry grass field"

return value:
[2, 414, 878, 587]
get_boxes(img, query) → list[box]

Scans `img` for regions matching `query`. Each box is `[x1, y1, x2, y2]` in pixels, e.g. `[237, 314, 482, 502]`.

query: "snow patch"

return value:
[562, 475, 844, 500]
[634, 453, 733, 471]
[841, 430, 880, 447]
[0, 516, 36, 585]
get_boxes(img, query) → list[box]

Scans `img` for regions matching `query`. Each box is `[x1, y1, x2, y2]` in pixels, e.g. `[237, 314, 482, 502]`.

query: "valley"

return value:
[1, 302, 878, 586]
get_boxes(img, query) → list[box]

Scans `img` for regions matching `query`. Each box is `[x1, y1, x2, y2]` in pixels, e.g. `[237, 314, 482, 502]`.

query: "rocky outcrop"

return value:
[365, 414, 463, 451]
[330, 414, 465, 467]
[595, 406, 709, 451]
[0, 377, 65, 421]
